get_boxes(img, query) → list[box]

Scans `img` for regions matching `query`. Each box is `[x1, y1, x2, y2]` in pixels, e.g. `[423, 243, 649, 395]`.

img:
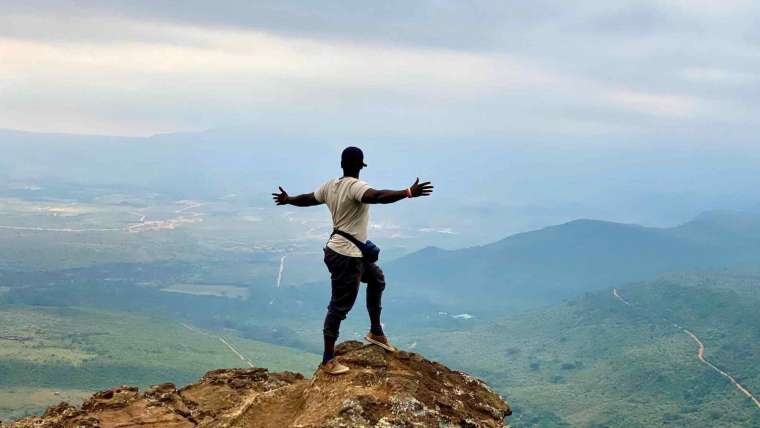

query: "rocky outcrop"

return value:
[2, 341, 510, 427]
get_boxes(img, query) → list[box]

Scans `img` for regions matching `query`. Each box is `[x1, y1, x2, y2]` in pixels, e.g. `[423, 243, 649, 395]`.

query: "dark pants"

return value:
[322, 247, 386, 339]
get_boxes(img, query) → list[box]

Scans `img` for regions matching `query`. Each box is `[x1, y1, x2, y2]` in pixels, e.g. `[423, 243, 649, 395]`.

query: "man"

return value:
[272, 146, 433, 374]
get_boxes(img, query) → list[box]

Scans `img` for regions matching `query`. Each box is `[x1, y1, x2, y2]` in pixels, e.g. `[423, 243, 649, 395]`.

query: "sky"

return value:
[1, 0, 759, 141]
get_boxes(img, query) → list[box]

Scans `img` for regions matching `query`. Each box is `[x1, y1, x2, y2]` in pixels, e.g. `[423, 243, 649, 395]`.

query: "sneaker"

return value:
[364, 332, 397, 352]
[321, 359, 350, 375]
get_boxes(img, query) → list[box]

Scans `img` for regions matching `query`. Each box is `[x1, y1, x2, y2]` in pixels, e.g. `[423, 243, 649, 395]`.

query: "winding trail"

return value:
[683, 329, 760, 410]
[180, 323, 254, 368]
[612, 288, 631, 306]
[611, 289, 760, 411]
[219, 337, 255, 368]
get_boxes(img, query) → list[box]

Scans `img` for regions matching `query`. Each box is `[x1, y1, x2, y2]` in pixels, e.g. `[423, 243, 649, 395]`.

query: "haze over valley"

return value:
[3, 1, 760, 426]
[2, 142, 760, 425]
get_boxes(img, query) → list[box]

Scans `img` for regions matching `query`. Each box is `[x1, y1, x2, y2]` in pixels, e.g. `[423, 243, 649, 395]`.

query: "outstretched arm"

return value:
[361, 178, 434, 204]
[272, 187, 321, 207]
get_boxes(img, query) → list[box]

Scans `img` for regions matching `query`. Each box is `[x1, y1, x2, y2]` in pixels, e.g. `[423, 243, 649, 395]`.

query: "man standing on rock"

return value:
[272, 147, 434, 374]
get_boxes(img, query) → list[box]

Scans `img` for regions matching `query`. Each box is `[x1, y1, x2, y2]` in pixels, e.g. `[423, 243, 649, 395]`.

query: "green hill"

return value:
[386, 212, 760, 311]
[400, 273, 760, 427]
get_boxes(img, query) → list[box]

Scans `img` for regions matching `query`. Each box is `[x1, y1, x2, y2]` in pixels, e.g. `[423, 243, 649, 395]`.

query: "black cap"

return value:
[341, 146, 367, 167]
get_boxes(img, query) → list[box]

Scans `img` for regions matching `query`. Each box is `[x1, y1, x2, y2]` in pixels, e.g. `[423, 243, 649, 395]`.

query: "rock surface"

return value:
[2, 341, 510, 427]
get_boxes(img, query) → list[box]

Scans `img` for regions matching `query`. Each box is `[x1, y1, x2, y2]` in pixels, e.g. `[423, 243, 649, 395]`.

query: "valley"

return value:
[3, 262, 759, 426]
[2, 187, 760, 426]
[4, 4, 760, 426]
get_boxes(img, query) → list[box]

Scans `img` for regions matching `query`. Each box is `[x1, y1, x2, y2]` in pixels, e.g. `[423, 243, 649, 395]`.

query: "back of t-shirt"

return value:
[314, 177, 370, 258]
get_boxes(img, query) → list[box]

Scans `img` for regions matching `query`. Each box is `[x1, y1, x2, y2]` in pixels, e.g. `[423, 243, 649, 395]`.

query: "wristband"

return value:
[406, 188, 413, 198]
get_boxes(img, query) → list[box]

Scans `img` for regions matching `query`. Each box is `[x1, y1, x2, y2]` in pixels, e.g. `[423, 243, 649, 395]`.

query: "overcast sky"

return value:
[1, 0, 759, 141]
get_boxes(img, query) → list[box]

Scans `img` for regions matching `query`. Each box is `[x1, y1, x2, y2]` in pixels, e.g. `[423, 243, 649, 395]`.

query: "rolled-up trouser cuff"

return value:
[323, 329, 339, 339]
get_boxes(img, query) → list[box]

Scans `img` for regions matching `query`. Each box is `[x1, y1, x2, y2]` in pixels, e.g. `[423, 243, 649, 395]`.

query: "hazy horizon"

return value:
[2, 3, 760, 426]
[4, 1, 760, 248]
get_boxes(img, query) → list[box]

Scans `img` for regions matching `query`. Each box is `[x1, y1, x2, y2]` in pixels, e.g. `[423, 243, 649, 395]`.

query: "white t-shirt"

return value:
[314, 177, 371, 258]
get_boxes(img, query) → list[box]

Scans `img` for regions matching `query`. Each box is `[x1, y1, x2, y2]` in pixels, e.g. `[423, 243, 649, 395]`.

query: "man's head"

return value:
[341, 146, 367, 175]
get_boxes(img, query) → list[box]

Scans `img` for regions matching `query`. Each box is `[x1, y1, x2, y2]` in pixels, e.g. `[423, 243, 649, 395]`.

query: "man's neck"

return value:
[342, 170, 360, 179]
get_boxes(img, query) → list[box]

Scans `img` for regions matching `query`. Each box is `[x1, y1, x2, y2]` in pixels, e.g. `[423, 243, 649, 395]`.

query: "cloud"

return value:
[0, 14, 562, 136]
[681, 67, 758, 85]
[0, 1, 758, 140]
[604, 89, 702, 118]
[419, 227, 458, 235]
[0, 1, 563, 50]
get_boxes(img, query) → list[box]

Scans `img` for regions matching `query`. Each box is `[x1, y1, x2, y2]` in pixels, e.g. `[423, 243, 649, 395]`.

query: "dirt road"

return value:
[612, 288, 631, 305]
[181, 323, 254, 368]
[612, 289, 760, 411]
[219, 337, 255, 368]
[683, 329, 760, 410]
[276, 255, 286, 288]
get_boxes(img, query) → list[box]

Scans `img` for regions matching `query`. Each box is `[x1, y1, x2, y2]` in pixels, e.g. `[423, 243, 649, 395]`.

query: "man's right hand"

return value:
[409, 178, 434, 198]
[272, 186, 289, 205]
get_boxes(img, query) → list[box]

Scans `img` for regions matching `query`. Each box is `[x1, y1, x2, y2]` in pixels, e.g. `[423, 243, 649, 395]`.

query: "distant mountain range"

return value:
[6, 126, 760, 248]
[385, 210, 760, 311]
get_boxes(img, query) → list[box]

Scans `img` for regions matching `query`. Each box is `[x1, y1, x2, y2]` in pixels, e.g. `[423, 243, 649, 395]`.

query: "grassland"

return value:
[0, 305, 319, 421]
[159, 283, 250, 299]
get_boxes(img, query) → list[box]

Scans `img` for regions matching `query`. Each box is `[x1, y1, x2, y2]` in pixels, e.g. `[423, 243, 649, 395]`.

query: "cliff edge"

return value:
[2, 341, 510, 427]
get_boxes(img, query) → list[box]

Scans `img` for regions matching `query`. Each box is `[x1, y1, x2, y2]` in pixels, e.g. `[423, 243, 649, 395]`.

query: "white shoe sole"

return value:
[364, 335, 397, 352]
